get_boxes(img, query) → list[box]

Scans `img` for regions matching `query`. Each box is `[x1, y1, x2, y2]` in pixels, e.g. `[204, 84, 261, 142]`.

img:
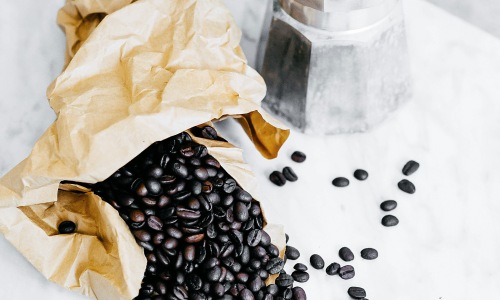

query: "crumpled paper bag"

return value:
[0, 0, 289, 299]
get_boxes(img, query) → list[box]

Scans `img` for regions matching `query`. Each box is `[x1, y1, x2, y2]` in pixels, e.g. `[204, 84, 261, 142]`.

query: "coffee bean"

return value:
[147, 216, 163, 231]
[380, 200, 397, 212]
[223, 179, 237, 194]
[176, 207, 201, 220]
[133, 230, 151, 242]
[267, 284, 279, 295]
[360, 248, 378, 260]
[247, 229, 263, 247]
[291, 151, 306, 163]
[249, 275, 264, 292]
[235, 189, 253, 203]
[398, 179, 415, 194]
[269, 171, 286, 186]
[184, 245, 196, 261]
[339, 247, 354, 262]
[58, 221, 76, 234]
[382, 215, 399, 227]
[326, 262, 340, 275]
[207, 266, 222, 282]
[293, 263, 307, 272]
[339, 265, 355, 279]
[282, 167, 298, 182]
[118, 194, 135, 206]
[353, 169, 368, 181]
[275, 273, 294, 288]
[285, 246, 300, 260]
[185, 233, 205, 243]
[292, 286, 307, 300]
[201, 126, 218, 140]
[234, 201, 250, 222]
[240, 288, 255, 300]
[332, 177, 349, 187]
[166, 226, 183, 239]
[402, 160, 420, 176]
[259, 230, 271, 247]
[265, 257, 284, 275]
[194, 168, 209, 181]
[145, 178, 162, 195]
[171, 162, 189, 178]
[162, 238, 178, 250]
[310, 254, 325, 269]
[291, 271, 309, 283]
[348, 286, 367, 299]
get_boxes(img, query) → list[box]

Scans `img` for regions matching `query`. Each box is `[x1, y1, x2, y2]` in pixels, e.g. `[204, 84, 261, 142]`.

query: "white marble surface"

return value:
[1, 0, 500, 299]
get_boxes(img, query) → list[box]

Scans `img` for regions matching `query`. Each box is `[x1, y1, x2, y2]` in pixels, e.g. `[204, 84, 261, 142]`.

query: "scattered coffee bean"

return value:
[339, 247, 355, 262]
[269, 171, 287, 186]
[291, 151, 306, 163]
[293, 263, 308, 272]
[200, 126, 218, 140]
[360, 248, 378, 260]
[285, 246, 300, 260]
[398, 179, 416, 194]
[332, 177, 349, 187]
[58, 221, 76, 234]
[310, 254, 325, 269]
[353, 169, 368, 181]
[382, 215, 399, 227]
[338, 265, 355, 279]
[402, 160, 420, 176]
[348, 286, 367, 299]
[291, 271, 309, 283]
[380, 200, 397, 212]
[282, 167, 298, 182]
[326, 262, 340, 275]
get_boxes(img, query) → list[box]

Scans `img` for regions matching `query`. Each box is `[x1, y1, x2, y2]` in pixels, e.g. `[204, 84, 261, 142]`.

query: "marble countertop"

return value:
[1, 0, 500, 299]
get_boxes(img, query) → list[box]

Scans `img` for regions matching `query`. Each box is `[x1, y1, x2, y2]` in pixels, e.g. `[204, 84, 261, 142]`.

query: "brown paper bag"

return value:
[0, 0, 289, 299]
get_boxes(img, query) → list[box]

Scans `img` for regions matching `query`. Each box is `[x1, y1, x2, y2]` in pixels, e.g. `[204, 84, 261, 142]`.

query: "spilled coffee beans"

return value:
[380, 200, 397, 212]
[291, 151, 306, 163]
[282, 167, 298, 182]
[269, 171, 287, 187]
[382, 215, 399, 227]
[353, 169, 369, 181]
[347, 286, 367, 299]
[332, 177, 349, 187]
[361, 248, 378, 260]
[310, 254, 325, 269]
[58, 221, 76, 234]
[402, 160, 420, 176]
[398, 179, 416, 194]
[339, 247, 355, 262]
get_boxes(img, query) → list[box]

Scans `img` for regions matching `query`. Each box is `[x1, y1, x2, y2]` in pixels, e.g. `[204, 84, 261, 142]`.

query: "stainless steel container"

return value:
[258, 0, 412, 134]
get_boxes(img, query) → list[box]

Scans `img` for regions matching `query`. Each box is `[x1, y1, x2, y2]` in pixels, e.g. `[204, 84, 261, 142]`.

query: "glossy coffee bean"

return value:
[265, 257, 284, 275]
[310, 254, 325, 269]
[339, 265, 355, 279]
[147, 216, 163, 231]
[353, 169, 368, 181]
[285, 246, 300, 260]
[326, 262, 340, 275]
[380, 200, 397, 212]
[269, 171, 286, 186]
[291, 151, 306, 163]
[293, 263, 307, 272]
[332, 177, 349, 187]
[282, 167, 298, 182]
[223, 179, 237, 194]
[201, 126, 218, 140]
[339, 247, 354, 262]
[247, 229, 263, 247]
[234, 201, 250, 222]
[347, 286, 367, 299]
[402, 160, 420, 176]
[382, 215, 399, 227]
[360, 248, 378, 260]
[292, 286, 307, 300]
[291, 271, 309, 283]
[398, 179, 416, 194]
[58, 221, 76, 234]
[275, 273, 294, 288]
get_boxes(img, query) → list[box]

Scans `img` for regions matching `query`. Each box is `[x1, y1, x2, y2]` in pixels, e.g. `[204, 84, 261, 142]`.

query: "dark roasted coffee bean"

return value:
[249, 259, 262, 270]
[234, 201, 250, 222]
[194, 144, 208, 158]
[268, 244, 280, 258]
[285, 246, 300, 260]
[348, 286, 366, 299]
[173, 190, 192, 201]
[267, 284, 279, 295]
[353, 169, 368, 181]
[180, 145, 195, 157]
[291, 151, 306, 163]
[275, 273, 294, 288]
[185, 233, 205, 243]
[145, 178, 162, 195]
[240, 288, 255, 300]
[212, 282, 225, 296]
[173, 285, 188, 299]
[282, 167, 298, 182]
[156, 249, 170, 266]
[360, 248, 378, 260]
[249, 203, 261, 217]
[339, 247, 354, 262]
[182, 244, 196, 261]
[338, 265, 355, 279]
[139, 241, 154, 252]
[200, 126, 218, 140]
[130, 221, 145, 229]
[398, 179, 415, 194]
[206, 167, 218, 178]
[249, 275, 264, 292]
[252, 246, 267, 258]
[176, 207, 201, 220]
[191, 181, 202, 195]
[118, 194, 135, 206]
[235, 189, 253, 203]
[259, 230, 271, 247]
[147, 165, 164, 178]
[382, 215, 399, 227]
[140, 283, 154, 296]
[158, 207, 175, 219]
[402, 160, 420, 176]
[269, 171, 286, 187]
[171, 162, 189, 178]
[207, 266, 222, 282]
[223, 179, 237, 193]
[157, 195, 171, 208]
[187, 197, 201, 210]
[58, 221, 76, 234]
[255, 215, 264, 229]
[146, 216, 163, 231]
[332, 177, 349, 187]
[310, 254, 325, 269]
[162, 238, 178, 250]
[282, 287, 293, 300]
[153, 232, 165, 245]
[204, 156, 221, 168]
[237, 272, 250, 283]
[291, 271, 309, 283]
[166, 226, 183, 239]
[258, 269, 269, 280]
[206, 192, 221, 205]
[186, 274, 203, 291]
[190, 157, 202, 166]
[193, 167, 209, 181]
[293, 263, 307, 272]
[326, 262, 340, 275]
[223, 195, 235, 207]
[247, 229, 263, 247]
[133, 230, 151, 242]
[380, 200, 397, 211]
[135, 182, 149, 197]
[292, 286, 307, 300]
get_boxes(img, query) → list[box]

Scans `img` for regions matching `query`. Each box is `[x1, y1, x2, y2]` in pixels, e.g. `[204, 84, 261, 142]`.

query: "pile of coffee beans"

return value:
[90, 126, 292, 300]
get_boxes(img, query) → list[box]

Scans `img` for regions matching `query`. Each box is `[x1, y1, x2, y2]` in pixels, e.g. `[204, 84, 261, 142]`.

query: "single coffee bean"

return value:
[338, 265, 355, 279]
[310, 254, 325, 269]
[171, 162, 189, 178]
[162, 238, 178, 250]
[265, 257, 284, 275]
[234, 201, 250, 222]
[292, 286, 307, 300]
[58, 221, 76, 234]
[282, 167, 298, 182]
[194, 167, 209, 181]
[176, 207, 201, 220]
[240, 288, 255, 300]
[267, 284, 279, 295]
[291, 151, 306, 163]
[201, 126, 218, 140]
[360, 248, 378, 260]
[275, 273, 294, 288]
[380, 200, 397, 212]
[118, 194, 135, 206]
[247, 229, 263, 247]
[147, 216, 163, 231]
[332, 177, 349, 187]
[402, 160, 420, 176]
[339, 247, 354, 262]
[347, 286, 367, 299]
[249, 275, 264, 292]
[353, 169, 368, 181]
[223, 179, 237, 194]
[382, 215, 399, 227]
[269, 171, 287, 187]
[183, 245, 196, 261]
[291, 271, 309, 283]
[133, 230, 151, 242]
[285, 246, 300, 260]
[145, 178, 162, 195]
[286, 233, 289, 243]
[294, 263, 307, 272]
[185, 233, 205, 243]
[207, 266, 222, 282]
[326, 262, 340, 275]
[235, 189, 253, 203]
[166, 226, 183, 239]
[398, 179, 416, 194]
